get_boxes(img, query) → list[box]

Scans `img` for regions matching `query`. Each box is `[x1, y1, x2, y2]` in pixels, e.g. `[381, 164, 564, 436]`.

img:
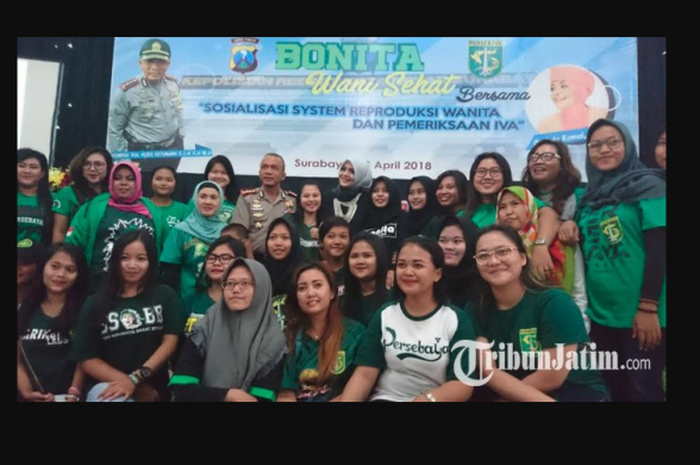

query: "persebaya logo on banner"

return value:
[230, 37, 260, 74]
[468, 40, 503, 79]
[600, 216, 624, 245]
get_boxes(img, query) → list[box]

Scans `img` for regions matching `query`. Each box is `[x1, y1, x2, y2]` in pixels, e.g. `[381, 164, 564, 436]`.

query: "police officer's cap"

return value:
[140, 39, 171, 61]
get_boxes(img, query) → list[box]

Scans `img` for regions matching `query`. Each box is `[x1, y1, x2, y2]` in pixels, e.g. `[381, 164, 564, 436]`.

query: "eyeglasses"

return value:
[587, 137, 623, 154]
[475, 168, 503, 178]
[474, 247, 518, 265]
[207, 254, 235, 264]
[83, 161, 107, 170]
[528, 152, 561, 163]
[222, 280, 255, 291]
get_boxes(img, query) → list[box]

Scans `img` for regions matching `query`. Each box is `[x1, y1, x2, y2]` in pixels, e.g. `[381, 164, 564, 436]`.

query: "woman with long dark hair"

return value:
[285, 180, 323, 263]
[264, 217, 304, 328]
[342, 237, 477, 402]
[469, 225, 608, 402]
[52, 146, 114, 243]
[18, 243, 88, 402]
[150, 165, 188, 230]
[18, 148, 53, 248]
[278, 263, 365, 402]
[71, 231, 183, 402]
[342, 232, 391, 327]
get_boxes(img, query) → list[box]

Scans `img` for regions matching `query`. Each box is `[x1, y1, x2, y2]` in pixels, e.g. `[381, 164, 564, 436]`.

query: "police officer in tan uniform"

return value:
[107, 38, 184, 171]
[231, 153, 296, 257]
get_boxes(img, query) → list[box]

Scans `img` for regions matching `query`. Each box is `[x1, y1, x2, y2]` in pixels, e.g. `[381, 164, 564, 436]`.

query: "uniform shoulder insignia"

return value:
[240, 188, 258, 196]
[165, 74, 180, 87]
[119, 77, 140, 92]
[284, 190, 297, 197]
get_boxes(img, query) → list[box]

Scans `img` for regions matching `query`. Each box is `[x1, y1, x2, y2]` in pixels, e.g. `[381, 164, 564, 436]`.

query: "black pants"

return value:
[590, 321, 666, 402]
[128, 134, 183, 172]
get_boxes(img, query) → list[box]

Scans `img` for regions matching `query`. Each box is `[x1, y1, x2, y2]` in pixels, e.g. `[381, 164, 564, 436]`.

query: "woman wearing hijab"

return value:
[401, 176, 439, 238]
[363, 176, 404, 262]
[160, 181, 227, 300]
[170, 258, 287, 402]
[576, 119, 666, 402]
[264, 217, 304, 329]
[320, 158, 373, 235]
[538, 65, 609, 133]
[436, 216, 480, 309]
[496, 186, 588, 330]
[66, 161, 167, 294]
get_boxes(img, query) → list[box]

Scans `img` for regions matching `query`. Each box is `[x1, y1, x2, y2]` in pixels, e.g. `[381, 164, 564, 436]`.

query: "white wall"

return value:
[17, 58, 62, 163]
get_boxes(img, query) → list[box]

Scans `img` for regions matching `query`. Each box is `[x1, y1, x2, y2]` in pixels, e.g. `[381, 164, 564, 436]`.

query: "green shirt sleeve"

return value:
[538, 290, 589, 349]
[640, 197, 666, 231]
[446, 308, 478, 381]
[160, 227, 185, 265]
[354, 307, 387, 369]
[52, 186, 78, 216]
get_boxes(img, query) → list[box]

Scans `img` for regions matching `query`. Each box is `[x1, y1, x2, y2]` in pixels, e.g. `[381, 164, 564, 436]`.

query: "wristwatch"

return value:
[127, 373, 141, 386]
[534, 238, 547, 246]
[137, 366, 153, 380]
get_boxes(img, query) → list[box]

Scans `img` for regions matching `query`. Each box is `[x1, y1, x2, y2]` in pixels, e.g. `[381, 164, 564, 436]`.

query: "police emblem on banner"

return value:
[468, 40, 503, 79]
[229, 37, 260, 74]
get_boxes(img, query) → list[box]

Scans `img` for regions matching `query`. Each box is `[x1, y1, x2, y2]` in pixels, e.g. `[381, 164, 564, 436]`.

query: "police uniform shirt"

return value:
[231, 187, 297, 254]
[108, 76, 183, 152]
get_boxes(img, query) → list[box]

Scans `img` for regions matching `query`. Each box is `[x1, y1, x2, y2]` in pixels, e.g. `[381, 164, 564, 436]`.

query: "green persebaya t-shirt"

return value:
[343, 293, 384, 328]
[19, 310, 77, 394]
[577, 197, 666, 328]
[71, 285, 184, 376]
[281, 318, 365, 401]
[89, 206, 156, 288]
[182, 291, 215, 336]
[187, 198, 236, 224]
[474, 289, 608, 396]
[159, 228, 210, 300]
[155, 201, 189, 229]
[52, 185, 82, 221]
[17, 192, 46, 247]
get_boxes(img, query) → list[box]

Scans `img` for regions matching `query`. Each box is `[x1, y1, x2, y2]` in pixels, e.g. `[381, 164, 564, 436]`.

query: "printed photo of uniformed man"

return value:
[107, 38, 184, 171]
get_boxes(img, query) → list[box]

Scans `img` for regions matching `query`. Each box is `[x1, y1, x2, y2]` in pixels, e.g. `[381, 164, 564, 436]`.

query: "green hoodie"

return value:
[66, 192, 167, 264]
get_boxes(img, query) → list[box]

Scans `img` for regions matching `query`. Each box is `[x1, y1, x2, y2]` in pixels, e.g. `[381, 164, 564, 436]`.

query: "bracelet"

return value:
[65, 394, 80, 401]
[67, 386, 81, 396]
[638, 307, 659, 314]
[423, 391, 437, 402]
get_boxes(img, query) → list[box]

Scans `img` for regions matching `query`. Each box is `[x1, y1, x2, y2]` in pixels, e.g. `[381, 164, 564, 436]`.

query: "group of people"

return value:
[17, 119, 666, 402]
